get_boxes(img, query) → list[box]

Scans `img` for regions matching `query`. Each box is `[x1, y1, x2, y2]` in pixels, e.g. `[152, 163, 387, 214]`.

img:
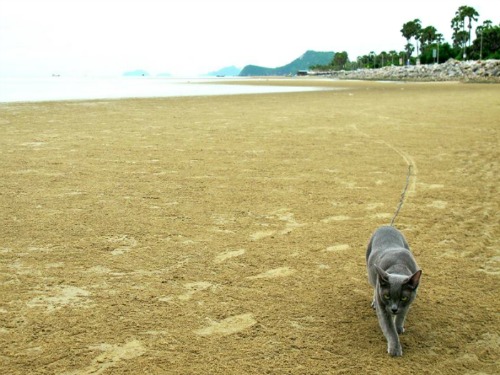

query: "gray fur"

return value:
[366, 226, 422, 356]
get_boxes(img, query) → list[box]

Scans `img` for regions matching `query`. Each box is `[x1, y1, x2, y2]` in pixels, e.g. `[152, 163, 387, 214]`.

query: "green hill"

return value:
[239, 50, 334, 76]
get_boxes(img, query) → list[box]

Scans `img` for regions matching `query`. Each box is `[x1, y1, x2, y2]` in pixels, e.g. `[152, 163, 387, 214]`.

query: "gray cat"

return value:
[366, 226, 422, 356]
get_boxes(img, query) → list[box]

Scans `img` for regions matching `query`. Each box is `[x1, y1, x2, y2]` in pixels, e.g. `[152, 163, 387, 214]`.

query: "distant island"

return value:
[239, 50, 334, 76]
[123, 69, 150, 77]
[121, 51, 335, 78]
[205, 66, 241, 77]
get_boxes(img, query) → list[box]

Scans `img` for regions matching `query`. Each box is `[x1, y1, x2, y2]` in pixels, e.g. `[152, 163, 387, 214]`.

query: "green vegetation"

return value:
[313, 4, 499, 72]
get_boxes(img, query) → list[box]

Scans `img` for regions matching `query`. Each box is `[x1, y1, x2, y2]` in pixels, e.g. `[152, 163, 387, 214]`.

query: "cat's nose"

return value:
[391, 305, 398, 314]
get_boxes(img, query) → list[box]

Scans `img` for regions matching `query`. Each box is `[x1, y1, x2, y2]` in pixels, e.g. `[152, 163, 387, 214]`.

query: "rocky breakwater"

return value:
[326, 59, 500, 82]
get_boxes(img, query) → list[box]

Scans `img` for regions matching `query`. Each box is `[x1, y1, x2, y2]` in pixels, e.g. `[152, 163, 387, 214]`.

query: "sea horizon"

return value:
[0, 76, 326, 103]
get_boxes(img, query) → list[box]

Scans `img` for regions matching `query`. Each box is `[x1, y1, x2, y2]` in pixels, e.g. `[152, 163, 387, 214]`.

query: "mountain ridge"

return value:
[239, 50, 334, 76]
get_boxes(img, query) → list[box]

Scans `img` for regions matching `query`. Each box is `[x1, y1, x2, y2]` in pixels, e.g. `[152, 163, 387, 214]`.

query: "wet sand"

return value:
[0, 80, 498, 374]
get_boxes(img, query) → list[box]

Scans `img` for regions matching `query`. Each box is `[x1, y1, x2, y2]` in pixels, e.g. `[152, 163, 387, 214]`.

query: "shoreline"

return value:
[0, 76, 331, 104]
[0, 78, 468, 106]
[4, 68, 497, 105]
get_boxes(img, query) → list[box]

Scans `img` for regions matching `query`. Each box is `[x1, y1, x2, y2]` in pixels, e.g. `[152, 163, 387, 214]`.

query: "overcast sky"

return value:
[0, 0, 498, 77]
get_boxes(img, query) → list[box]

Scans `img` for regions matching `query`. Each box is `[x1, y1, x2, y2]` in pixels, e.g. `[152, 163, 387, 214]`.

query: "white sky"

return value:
[0, 0, 498, 77]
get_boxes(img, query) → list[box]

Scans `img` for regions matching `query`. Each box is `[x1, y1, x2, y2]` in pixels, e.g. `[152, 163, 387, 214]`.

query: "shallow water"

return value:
[0, 76, 325, 103]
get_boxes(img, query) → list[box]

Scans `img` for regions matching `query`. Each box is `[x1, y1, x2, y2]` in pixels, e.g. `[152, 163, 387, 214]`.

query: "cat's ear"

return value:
[375, 265, 389, 285]
[406, 270, 422, 290]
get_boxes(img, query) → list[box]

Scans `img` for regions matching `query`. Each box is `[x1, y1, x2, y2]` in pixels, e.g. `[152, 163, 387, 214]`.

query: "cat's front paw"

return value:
[388, 344, 403, 357]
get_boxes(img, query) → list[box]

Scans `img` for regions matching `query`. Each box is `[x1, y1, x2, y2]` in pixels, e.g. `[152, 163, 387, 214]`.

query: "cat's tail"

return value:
[390, 165, 413, 226]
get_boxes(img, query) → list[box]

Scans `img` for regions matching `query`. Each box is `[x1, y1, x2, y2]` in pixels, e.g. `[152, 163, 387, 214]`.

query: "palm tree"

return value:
[461, 6, 480, 48]
[475, 20, 493, 60]
[357, 56, 365, 69]
[420, 26, 437, 49]
[452, 5, 480, 59]
[451, 16, 465, 58]
[435, 33, 444, 63]
[419, 26, 439, 64]
[389, 50, 398, 66]
[332, 51, 349, 70]
[369, 51, 376, 68]
[401, 19, 422, 64]
[399, 51, 407, 65]
[404, 43, 415, 64]
[359, 55, 372, 69]
[379, 51, 388, 67]
[456, 30, 470, 58]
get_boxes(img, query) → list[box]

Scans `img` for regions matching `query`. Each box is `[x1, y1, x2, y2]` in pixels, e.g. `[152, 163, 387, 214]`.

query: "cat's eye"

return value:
[401, 296, 408, 301]
[383, 294, 390, 300]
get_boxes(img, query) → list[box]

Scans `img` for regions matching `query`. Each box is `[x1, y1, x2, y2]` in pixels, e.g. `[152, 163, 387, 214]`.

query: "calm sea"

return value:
[0, 76, 325, 103]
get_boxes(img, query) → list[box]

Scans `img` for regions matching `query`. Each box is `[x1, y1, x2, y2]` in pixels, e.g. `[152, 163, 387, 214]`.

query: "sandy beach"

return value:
[1, 80, 498, 374]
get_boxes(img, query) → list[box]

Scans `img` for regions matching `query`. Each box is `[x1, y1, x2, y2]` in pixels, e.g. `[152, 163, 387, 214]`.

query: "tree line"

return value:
[314, 5, 499, 71]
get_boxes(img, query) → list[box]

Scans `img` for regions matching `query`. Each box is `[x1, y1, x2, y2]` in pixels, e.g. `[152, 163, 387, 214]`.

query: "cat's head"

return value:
[375, 265, 422, 315]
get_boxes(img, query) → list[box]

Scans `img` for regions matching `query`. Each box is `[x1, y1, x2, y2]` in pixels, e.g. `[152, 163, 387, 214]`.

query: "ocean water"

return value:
[0, 76, 326, 103]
